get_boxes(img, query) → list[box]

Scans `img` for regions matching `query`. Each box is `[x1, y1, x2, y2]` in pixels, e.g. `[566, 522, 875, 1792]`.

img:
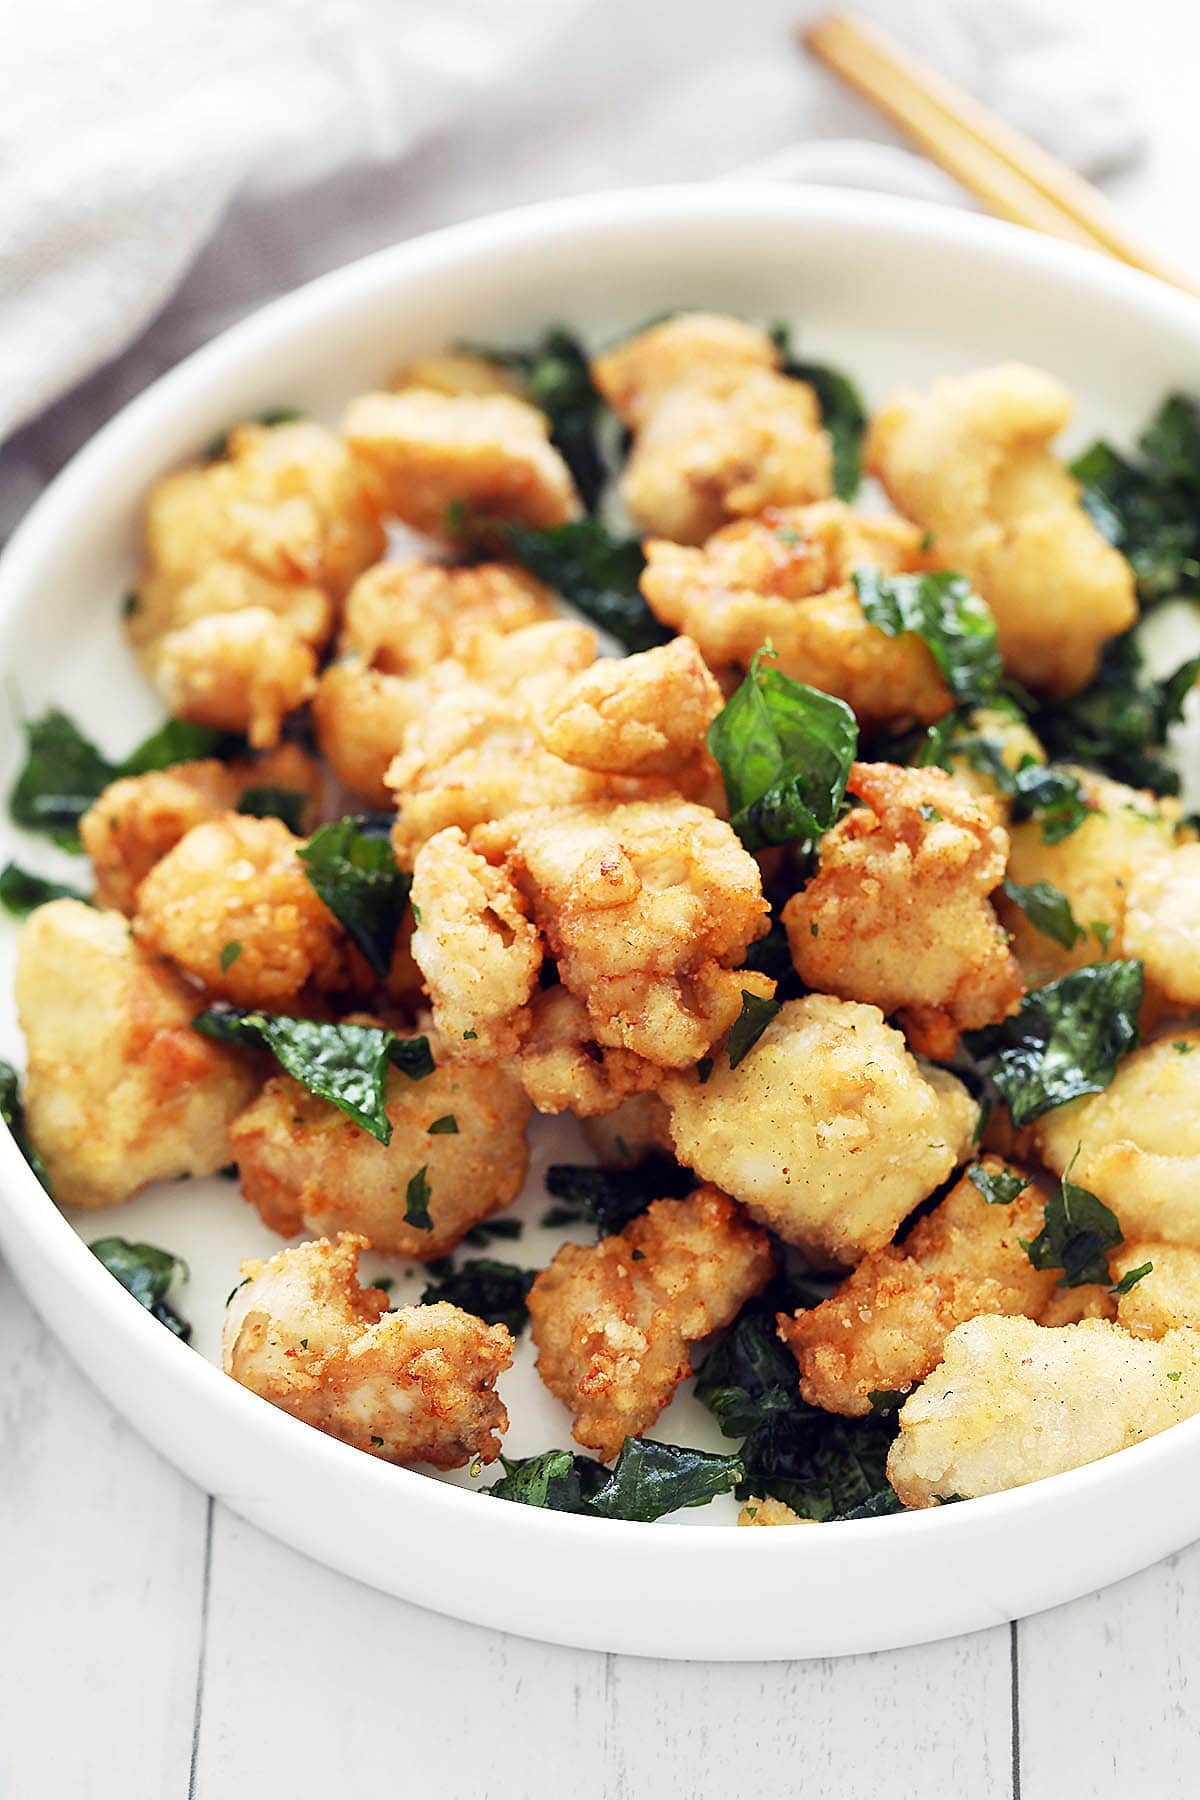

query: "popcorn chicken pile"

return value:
[10, 311, 1200, 1525]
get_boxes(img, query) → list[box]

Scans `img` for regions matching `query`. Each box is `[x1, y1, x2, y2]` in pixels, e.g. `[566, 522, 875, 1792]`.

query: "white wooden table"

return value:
[5, 5, 1200, 1793]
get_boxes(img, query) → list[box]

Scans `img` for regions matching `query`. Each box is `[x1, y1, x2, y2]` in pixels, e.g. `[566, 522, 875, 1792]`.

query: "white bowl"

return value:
[3, 184, 1200, 1661]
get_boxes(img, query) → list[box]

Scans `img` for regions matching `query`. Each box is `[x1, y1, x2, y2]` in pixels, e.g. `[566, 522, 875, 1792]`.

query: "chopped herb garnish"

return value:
[237, 785, 308, 833]
[90, 1237, 191, 1339]
[726, 990, 781, 1069]
[1001, 878, 1086, 951]
[0, 861, 88, 917]
[506, 518, 666, 653]
[427, 1114, 458, 1135]
[225, 1276, 250, 1306]
[918, 804, 943, 824]
[543, 1155, 695, 1237]
[707, 647, 857, 852]
[1111, 1260, 1153, 1297]
[487, 1438, 743, 1522]
[388, 1035, 436, 1081]
[297, 815, 412, 979]
[696, 1056, 714, 1086]
[966, 960, 1143, 1128]
[1021, 1155, 1124, 1288]
[219, 941, 244, 973]
[0, 1059, 51, 1191]
[771, 325, 867, 500]
[404, 1166, 433, 1231]
[966, 1164, 1027, 1206]
[420, 1258, 535, 1334]
[370, 1435, 385, 1447]
[854, 567, 1004, 707]
[193, 1006, 396, 1142]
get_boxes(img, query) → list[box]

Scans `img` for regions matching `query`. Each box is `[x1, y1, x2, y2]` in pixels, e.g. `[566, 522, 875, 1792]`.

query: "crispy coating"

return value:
[887, 1315, 1200, 1506]
[341, 388, 579, 537]
[14, 900, 258, 1208]
[133, 813, 342, 1005]
[737, 1497, 811, 1527]
[509, 987, 664, 1118]
[779, 1160, 1054, 1415]
[410, 826, 543, 1059]
[230, 1047, 530, 1257]
[1033, 1032, 1200, 1247]
[1111, 1242, 1200, 1338]
[527, 1185, 773, 1459]
[640, 502, 949, 730]
[537, 637, 723, 776]
[131, 420, 384, 745]
[997, 770, 1176, 987]
[313, 559, 554, 803]
[783, 761, 1022, 1057]
[476, 798, 769, 1068]
[81, 744, 322, 914]
[389, 352, 523, 399]
[1037, 1285, 1117, 1327]
[1122, 842, 1200, 1011]
[223, 1233, 511, 1467]
[592, 314, 831, 542]
[865, 363, 1137, 695]
[581, 1092, 675, 1166]
[661, 995, 979, 1266]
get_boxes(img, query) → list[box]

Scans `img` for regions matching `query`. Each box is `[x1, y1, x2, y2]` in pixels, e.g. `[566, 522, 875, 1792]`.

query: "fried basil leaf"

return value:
[192, 1006, 395, 1143]
[918, 718, 1090, 846]
[708, 648, 858, 852]
[771, 325, 867, 500]
[542, 1155, 696, 1236]
[420, 1258, 535, 1335]
[486, 1439, 743, 1522]
[1000, 878, 1085, 950]
[854, 567, 1003, 706]
[726, 990, 781, 1069]
[1111, 1260, 1153, 1296]
[89, 1236, 191, 1339]
[0, 1059, 51, 1191]
[461, 328, 608, 512]
[404, 1166, 433, 1231]
[0, 861, 88, 917]
[1032, 631, 1200, 796]
[388, 1035, 436, 1081]
[297, 816, 411, 978]
[1072, 393, 1200, 606]
[1021, 1160, 1124, 1288]
[119, 718, 239, 776]
[506, 518, 666, 654]
[237, 785, 308, 832]
[696, 1288, 898, 1521]
[967, 960, 1144, 1129]
[966, 1164, 1028, 1206]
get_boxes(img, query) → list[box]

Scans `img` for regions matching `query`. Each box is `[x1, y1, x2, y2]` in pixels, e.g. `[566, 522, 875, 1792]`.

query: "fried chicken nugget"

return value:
[865, 363, 1137, 695]
[1033, 1032, 1200, 1246]
[783, 761, 1022, 1058]
[661, 995, 979, 1266]
[133, 812, 342, 1006]
[1111, 1243, 1200, 1338]
[410, 826, 543, 1059]
[341, 388, 580, 537]
[475, 797, 769, 1068]
[886, 1314, 1200, 1506]
[230, 1043, 530, 1257]
[15, 900, 258, 1208]
[528, 1185, 773, 1459]
[130, 420, 384, 745]
[779, 1159, 1054, 1415]
[223, 1233, 511, 1467]
[537, 636, 723, 777]
[313, 559, 555, 803]
[592, 314, 831, 543]
[509, 988, 664, 1118]
[81, 743, 322, 914]
[640, 502, 950, 730]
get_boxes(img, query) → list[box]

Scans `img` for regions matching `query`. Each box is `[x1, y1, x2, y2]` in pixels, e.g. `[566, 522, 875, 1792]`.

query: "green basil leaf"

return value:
[427, 1113, 458, 1135]
[1021, 1158, 1124, 1288]
[0, 861, 88, 917]
[237, 785, 308, 833]
[1031, 630, 1199, 796]
[297, 816, 411, 978]
[420, 1257, 535, 1334]
[462, 328, 608, 513]
[966, 1163, 1028, 1206]
[119, 719, 239, 776]
[0, 1059, 51, 1191]
[388, 1035, 436, 1081]
[405, 1166, 433, 1231]
[1111, 1260, 1154, 1297]
[1072, 393, 1200, 607]
[89, 1236, 191, 1339]
[854, 567, 1003, 706]
[506, 518, 666, 654]
[586, 1439, 744, 1522]
[10, 709, 116, 843]
[1009, 762, 1092, 845]
[192, 1006, 395, 1143]
[967, 960, 1144, 1129]
[726, 990, 781, 1069]
[486, 1449, 608, 1513]
[771, 325, 867, 500]
[542, 1155, 695, 1237]
[1001, 878, 1086, 950]
[707, 648, 858, 852]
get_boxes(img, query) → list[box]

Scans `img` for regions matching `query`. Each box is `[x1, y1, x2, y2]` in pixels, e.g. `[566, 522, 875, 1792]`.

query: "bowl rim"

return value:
[4, 177, 1200, 1611]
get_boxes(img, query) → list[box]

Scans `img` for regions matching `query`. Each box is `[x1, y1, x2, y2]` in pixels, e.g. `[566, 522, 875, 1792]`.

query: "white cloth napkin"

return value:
[0, 0, 1141, 535]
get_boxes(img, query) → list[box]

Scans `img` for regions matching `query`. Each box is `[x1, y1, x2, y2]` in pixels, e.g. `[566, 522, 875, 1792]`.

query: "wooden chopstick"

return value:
[802, 10, 1200, 300]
